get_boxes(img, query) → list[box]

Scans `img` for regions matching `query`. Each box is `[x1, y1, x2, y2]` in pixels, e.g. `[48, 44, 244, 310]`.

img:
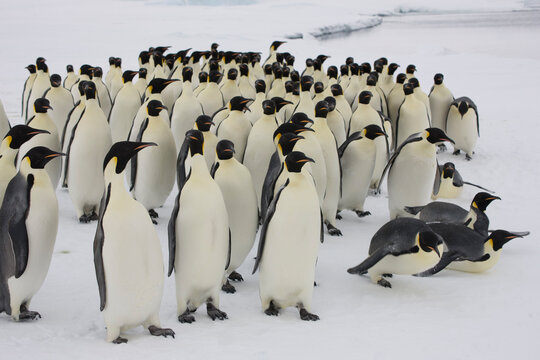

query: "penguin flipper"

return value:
[403, 205, 426, 216]
[168, 170, 191, 277]
[432, 162, 442, 196]
[210, 161, 219, 178]
[131, 118, 149, 191]
[225, 229, 232, 270]
[347, 246, 388, 275]
[337, 131, 362, 158]
[415, 251, 460, 277]
[452, 169, 464, 187]
[394, 99, 405, 149]
[26, 115, 35, 126]
[175, 136, 190, 187]
[377, 111, 391, 160]
[63, 108, 86, 183]
[93, 183, 112, 311]
[253, 178, 289, 274]
[462, 181, 494, 193]
[260, 152, 281, 220]
[61, 100, 81, 147]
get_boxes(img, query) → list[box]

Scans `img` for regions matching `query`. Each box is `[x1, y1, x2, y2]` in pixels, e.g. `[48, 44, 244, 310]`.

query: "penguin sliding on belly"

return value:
[432, 162, 493, 199]
[347, 218, 443, 288]
[94, 141, 175, 343]
[0, 147, 64, 320]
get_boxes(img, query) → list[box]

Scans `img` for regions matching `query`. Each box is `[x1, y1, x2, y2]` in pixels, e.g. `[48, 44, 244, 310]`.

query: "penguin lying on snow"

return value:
[347, 218, 443, 288]
[432, 162, 493, 199]
[416, 224, 529, 276]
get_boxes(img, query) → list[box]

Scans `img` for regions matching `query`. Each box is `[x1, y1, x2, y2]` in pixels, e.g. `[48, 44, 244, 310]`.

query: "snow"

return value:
[1, 0, 539, 359]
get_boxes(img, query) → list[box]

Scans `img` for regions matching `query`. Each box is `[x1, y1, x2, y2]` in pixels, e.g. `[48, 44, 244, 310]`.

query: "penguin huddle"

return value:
[0, 42, 529, 344]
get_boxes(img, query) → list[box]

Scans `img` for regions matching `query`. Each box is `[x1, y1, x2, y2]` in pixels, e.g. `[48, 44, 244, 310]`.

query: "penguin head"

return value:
[313, 59, 322, 71]
[434, 73, 444, 85]
[26, 64, 37, 74]
[139, 68, 148, 79]
[305, 58, 314, 68]
[300, 76, 314, 92]
[314, 82, 324, 94]
[175, 48, 191, 62]
[457, 101, 469, 116]
[396, 73, 407, 84]
[362, 124, 387, 140]
[34, 98, 53, 113]
[327, 66, 338, 79]
[366, 73, 378, 86]
[345, 57, 354, 66]
[286, 54, 295, 66]
[22, 146, 65, 170]
[114, 57, 122, 67]
[358, 91, 373, 105]
[146, 100, 167, 117]
[152, 52, 164, 66]
[331, 84, 343, 96]
[185, 129, 205, 156]
[227, 68, 238, 81]
[211, 42, 219, 51]
[154, 46, 171, 54]
[239, 64, 249, 77]
[377, 57, 388, 66]
[472, 192, 501, 212]
[283, 66, 291, 78]
[108, 56, 116, 66]
[103, 141, 157, 174]
[284, 81, 297, 94]
[349, 63, 360, 76]
[191, 51, 204, 63]
[49, 74, 62, 88]
[406, 64, 416, 75]
[418, 231, 443, 257]
[182, 67, 194, 82]
[273, 66, 283, 79]
[263, 64, 273, 76]
[79, 64, 94, 77]
[441, 162, 456, 178]
[139, 51, 150, 64]
[198, 71, 208, 83]
[324, 96, 336, 111]
[216, 139, 235, 160]
[273, 122, 313, 143]
[360, 62, 371, 74]
[315, 101, 329, 118]
[4, 125, 50, 149]
[37, 61, 48, 72]
[316, 54, 330, 64]
[408, 77, 420, 89]
[147, 78, 178, 94]
[425, 128, 455, 145]
[485, 230, 529, 251]
[278, 133, 304, 156]
[340, 65, 349, 77]
[229, 96, 252, 112]
[262, 100, 276, 115]
[289, 112, 314, 127]
[388, 63, 400, 75]
[254, 79, 266, 93]
[374, 62, 384, 74]
[122, 70, 138, 83]
[208, 70, 221, 84]
[284, 151, 314, 173]
[83, 81, 97, 99]
[166, 54, 176, 70]
[290, 70, 300, 82]
[270, 40, 286, 51]
[403, 83, 414, 96]
[195, 115, 214, 132]
[77, 80, 88, 96]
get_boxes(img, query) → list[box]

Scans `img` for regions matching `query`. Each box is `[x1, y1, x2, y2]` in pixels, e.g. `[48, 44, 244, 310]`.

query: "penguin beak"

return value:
[45, 152, 66, 158]
[440, 136, 455, 144]
[134, 142, 157, 151]
[205, 121, 215, 126]
[157, 105, 168, 112]
[297, 127, 315, 133]
[297, 156, 315, 164]
[281, 100, 293, 105]
[377, 132, 388, 138]
[28, 129, 51, 136]
[224, 148, 235, 154]
[45, 105, 54, 110]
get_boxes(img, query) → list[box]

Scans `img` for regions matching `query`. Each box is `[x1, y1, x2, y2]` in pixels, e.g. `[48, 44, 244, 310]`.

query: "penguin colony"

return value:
[0, 41, 529, 343]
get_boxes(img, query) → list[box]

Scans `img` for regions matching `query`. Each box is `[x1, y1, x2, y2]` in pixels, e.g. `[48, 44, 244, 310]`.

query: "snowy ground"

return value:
[0, 0, 539, 359]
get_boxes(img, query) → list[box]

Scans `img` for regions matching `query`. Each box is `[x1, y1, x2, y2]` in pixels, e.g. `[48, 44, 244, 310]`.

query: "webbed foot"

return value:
[355, 210, 371, 218]
[299, 308, 320, 321]
[113, 337, 128, 344]
[149, 209, 159, 218]
[207, 303, 228, 321]
[178, 310, 195, 324]
[377, 278, 392, 288]
[453, 150, 460, 155]
[326, 223, 342, 236]
[148, 325, 175, 339]
[221, 280, 236, 294]
[228, 271, 243, 282]
[264, 301, 279, 316]
[19, 310, 41, 321]
[465, 154, 472, 161]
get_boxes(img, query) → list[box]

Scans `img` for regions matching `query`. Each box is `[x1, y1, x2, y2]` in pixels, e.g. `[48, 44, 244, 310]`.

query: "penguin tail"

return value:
[404, 205, 425, 216]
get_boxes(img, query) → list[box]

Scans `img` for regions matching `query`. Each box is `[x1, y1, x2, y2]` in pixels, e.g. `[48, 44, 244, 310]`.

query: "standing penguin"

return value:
[324, 97, 346, 147]
[446, 97, 479, 160]
[0, 146, 64, 320]
[387, 73, 407, 134]
[109, 70, 142, 143]
[211, 140, 258, 293]
[331, 84, 353, 134]
[134, 68, 148, 98]
[94, 141, 175, 343]
[379, 63, 400, 97]
[429, 73, 454, 139]
[19, 98, 62, 189]
[408, 77, 431, 120]
[380, 128, 454, 219]
[191, 115, 218, 171]
[292, 76, 315, 116]
[220, 68, 242, 105]
[70, 64, 94, 104]
[339, 125, 387, 218]
[64, 65, 78, 90]
[245, 80, 266, 125]
[65, 82, 112, 222]
[21, 64, 37, 120]
[263, 41, 286, 67]
[92, 67, 113, 117]
[0, 126, 49, 204]
[168, 130, 230, 323]
[44, 74, 74, 136]
[198, 70, 225, 116]
[347, 218, 443, 287]
[395, 83, 431, 148]
[216, 96, 253, 162]
[253, 151, 322, 321]
[131, 100, 176, 221]
[26, 59, 50, 121]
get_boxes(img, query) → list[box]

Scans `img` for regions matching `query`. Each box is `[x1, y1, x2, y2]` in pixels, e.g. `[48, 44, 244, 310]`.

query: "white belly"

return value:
[339, 141, 376, 211]
[109, 88, 141, 143]
[448, 250, 501, 273]
[170, 95, 204, 151]
[446, 109, 478, 156]
[368, 246, 443, 281]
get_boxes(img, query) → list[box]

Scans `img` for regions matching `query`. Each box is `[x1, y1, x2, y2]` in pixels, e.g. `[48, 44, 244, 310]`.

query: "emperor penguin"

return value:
[63, 64, 78, 90]
[134, 68, 148, 98]
[193, 71, 208, 97]
[263, 41, 286, 67]
[245, 80, 266, 125]
[344, 63, 362, 106]
[211, 140, 258, 293]
[263, 64, 274, 92]
[324, 66, 339, 97]
[193, 115, 218, 170]
[292, 76, 315, 116]
[268, 66, 286, 99]
[331, 84, 353, 134]
[431, 162, 493, 199]
[92, 67, 113, 117]
[216, 96, 253, 162]
[352, 73, 388, 116]
[70, 64, 94, 103]
[243, 100, 281, 208]
[65, 82, 112, 222]
[380, 128, 454, 219]
[312, 82, 326, 104]
[19, 98, 62, 189]
[0, 146, 64, 320]
[379, 63, 400, 97]
[220, 68, 242, 105]
[416, 225, 528, 276]
[324, 97, 346, 146]
[238, 64, 255, 99]
[168, 130, 230, 323]
[405, 64, 417, 79]
[347, 218, 443, 288]
[408, 77, 432, 121]
[311, 101, 342, 236]
[109, 70, 142, 143]
[301, 58, 315, 78]
[108, 58, 125, 99]
[21, 64, 37, 120]
[394, 83, 431, 148]
[338, 125, 387, 218]
[44, 74, 74, 136]
[338, 64, 351, 93]
[169, 48, 191, 79]
[170, 67, 204, 150]
[0, 99, 10, 139]
[198, 70, 225, 116]
[446, 97, 479, 160]
[404, 191, 500, 237]
[313, 55, 330, 86]
[130, 100, 176, 221]
[26, 60, 50, 121]
[276, 81, 298, 123]
[428, 73, 454, 138]
[253, 151, 322, 321]
[387, 73, 407, 133]
[0, 125, 49, 204]
[94, 141, 175, 344]
[105, 57, 119, 89]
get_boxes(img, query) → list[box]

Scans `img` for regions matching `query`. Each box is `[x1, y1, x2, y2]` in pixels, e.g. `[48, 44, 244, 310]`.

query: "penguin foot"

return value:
[377, 278, 392, 288]
[336, 211, 342, 220]
[264, 301, 279, 316]
[151, 218, 158, 225]
[355, 210, 371, 218]
[79, 214, 92, 223]
[19, 310, 41, 321]
[221, 281, 236, 294]
[314, 281, 318, 287]
[368, 188, 381, 196]
[452, 150, 460, 155]
[178, 310, 196, 324]
[326, 223, 342, 236]
[382, 273, 393, 278]
[112, 337, 128, 344]
[228, 271, 244, 282]
[148, 325, 175, 339]
[206, 303, 228, 321]
[299, 308, 320, 321]
[465, 154, 472, 161]
[148, 209, 159, 218]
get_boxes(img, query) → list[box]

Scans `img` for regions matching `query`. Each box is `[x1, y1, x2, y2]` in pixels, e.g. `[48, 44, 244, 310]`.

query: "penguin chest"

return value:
[340, 142, 376, 209]
[448, 249, 501, 273]
[218, 115, 251, 160]
[397, 101, 429, 145]
[446, 110, 478, 154]
[435, 177, 463, 199]
[369, 246, 443, 278]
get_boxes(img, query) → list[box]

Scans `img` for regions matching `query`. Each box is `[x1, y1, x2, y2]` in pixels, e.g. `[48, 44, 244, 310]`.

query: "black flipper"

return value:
[130, 118, 149, 191]
[260, 152, 282, 221]
[25, 115, 35, 126]
[393, 99, 406, 149]
[175, 136, 190, 187]
[61, 100, 81, 148]
[403, 205, 426, 216]
[168, 164, 191, 277]
[93, 183, 112, 311]
[347, 246, 389, 275]
[452, 169, 464, 187]
[462, 181, 494, 193]
[252, 178, 289, 274]
[338, 131, 362, 158]
[210, 161, 220, 178]
[320, 209, 324, 244]
[225, 229, 232, 270]
[63, 108, 86, 184]
[433, 162, 442, 197]
[415, 251, 460, 277]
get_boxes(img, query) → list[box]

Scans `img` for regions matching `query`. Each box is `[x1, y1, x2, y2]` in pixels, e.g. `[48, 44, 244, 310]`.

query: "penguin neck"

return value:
[299, 90, 312, 102]
[104, 163, 132, 201]
[313, 116, 328, 128]
[207, 82, 219, 91]
[260, 113, 277, 124]
[146, 93, 162, 103]
[190, 153, 210, 177]
[80, 74, 90, 81]
[255, 92, 265, 102]
[287, 171, 306, 185]
[0, 139, 17, 166]
[19, 158, 51, 187]
[86, 97, 100, 108]
[182, 81, 194, 95]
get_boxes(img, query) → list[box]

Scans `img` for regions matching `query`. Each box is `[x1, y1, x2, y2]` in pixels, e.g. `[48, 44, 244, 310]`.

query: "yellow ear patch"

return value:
[472, 202, 478, 209]
[5, 135, 12, 146]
